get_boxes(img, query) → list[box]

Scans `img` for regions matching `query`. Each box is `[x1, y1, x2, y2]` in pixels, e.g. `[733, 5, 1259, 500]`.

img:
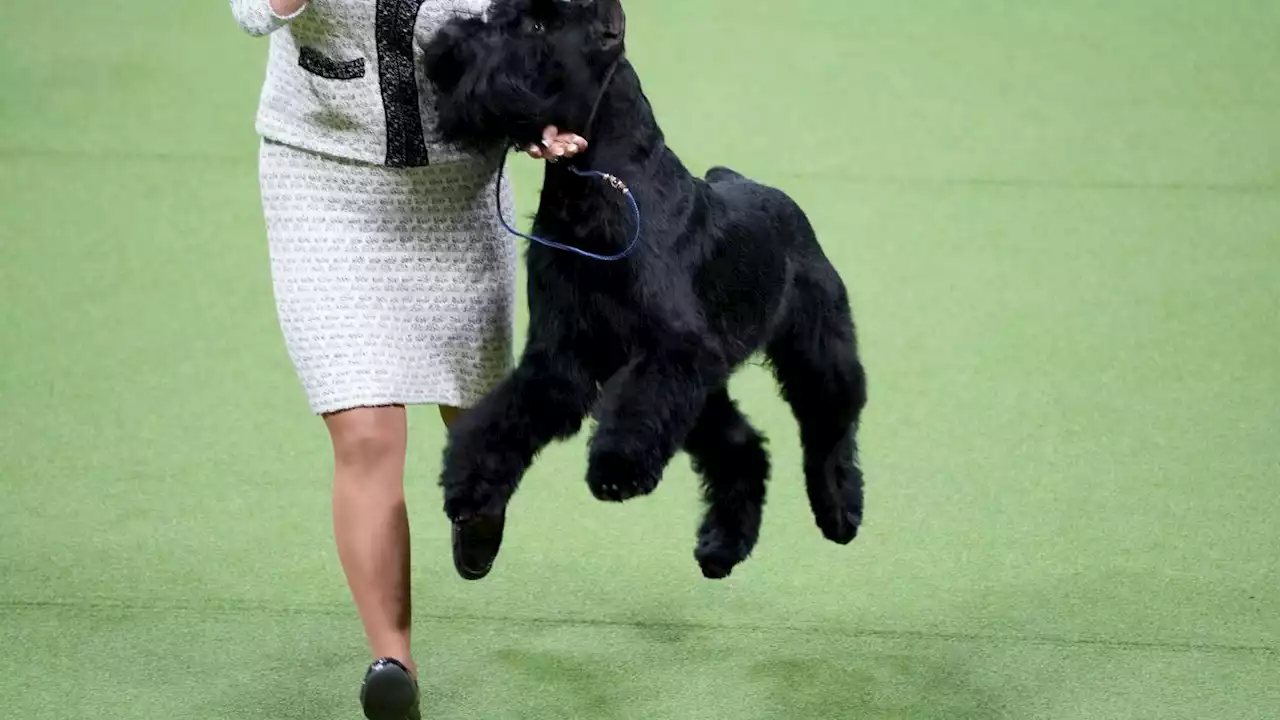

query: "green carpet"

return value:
[2, 1, 1278, 718]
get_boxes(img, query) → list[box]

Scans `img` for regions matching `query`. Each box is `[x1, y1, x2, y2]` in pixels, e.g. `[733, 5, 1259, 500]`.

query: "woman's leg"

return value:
[325, 405, 416, 675]
[438, 405, 464, 426]
[327, 403, 466, 678]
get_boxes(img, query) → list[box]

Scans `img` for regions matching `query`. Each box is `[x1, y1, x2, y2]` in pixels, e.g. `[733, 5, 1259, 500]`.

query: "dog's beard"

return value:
[425, 21, 598, 152]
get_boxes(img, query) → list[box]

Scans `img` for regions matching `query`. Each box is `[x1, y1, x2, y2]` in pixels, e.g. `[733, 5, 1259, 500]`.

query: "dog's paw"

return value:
[807, 461, 863, 545]
[442, 486, 499, 524]
[816, 509, 861, 545]
[694, 525, 754, 580]
[440, 449, 524, 522]
[813, 486, 862, 545]
[585, 450, 660, 502]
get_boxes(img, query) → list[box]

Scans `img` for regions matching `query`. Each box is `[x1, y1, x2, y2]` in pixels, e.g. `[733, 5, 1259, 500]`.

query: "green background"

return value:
[2, 1, 1277, 718]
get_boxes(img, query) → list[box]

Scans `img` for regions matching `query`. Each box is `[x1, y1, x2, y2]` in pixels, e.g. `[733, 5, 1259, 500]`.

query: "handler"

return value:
[228, 1, 586, 717]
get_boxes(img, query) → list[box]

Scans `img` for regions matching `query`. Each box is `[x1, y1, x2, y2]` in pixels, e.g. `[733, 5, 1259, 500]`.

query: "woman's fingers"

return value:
[525, 128, 589, 161]
[549, 134, 588, 160]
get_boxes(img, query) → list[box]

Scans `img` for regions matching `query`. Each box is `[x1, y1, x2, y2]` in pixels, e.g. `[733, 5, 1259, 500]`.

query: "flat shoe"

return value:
[359, 658, 420, 720]
[451, 514, 505, 580]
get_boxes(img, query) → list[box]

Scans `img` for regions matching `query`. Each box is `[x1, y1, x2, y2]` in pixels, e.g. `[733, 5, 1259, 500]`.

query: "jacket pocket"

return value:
[297, 46, 366, 80]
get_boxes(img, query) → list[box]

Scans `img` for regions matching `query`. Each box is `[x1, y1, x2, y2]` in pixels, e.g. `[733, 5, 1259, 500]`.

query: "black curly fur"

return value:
[424, 0, 868, 579]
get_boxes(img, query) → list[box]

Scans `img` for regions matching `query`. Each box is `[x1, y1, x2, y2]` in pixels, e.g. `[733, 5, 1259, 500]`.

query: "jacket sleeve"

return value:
[229, 0, 308, 37]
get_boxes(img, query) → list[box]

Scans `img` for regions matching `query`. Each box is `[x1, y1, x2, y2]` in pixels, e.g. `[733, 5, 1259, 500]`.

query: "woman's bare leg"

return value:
[327, 403, 467, 682]
[326, 405, 416, 676]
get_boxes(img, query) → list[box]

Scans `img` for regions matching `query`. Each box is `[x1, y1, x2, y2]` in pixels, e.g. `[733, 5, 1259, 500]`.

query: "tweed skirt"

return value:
[258, 138, 518, 415]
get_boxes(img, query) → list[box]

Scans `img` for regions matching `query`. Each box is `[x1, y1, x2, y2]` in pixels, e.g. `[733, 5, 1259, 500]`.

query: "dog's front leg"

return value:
[442, 349, 596, 520]
[585, 348, 726, 502]
[441, 347, 596, 579]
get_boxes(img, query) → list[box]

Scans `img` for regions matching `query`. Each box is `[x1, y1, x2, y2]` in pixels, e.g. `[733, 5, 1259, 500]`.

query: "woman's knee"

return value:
[325, 405, 407, 473]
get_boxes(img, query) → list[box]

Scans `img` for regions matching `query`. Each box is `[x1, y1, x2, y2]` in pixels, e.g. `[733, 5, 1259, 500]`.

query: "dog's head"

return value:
[423, 0, 627, 152]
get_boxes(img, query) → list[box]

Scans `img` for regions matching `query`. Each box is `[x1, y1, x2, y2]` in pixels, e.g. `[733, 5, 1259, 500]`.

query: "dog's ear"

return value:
[597, 0, 626, 51]
[421, 15, 487, 95]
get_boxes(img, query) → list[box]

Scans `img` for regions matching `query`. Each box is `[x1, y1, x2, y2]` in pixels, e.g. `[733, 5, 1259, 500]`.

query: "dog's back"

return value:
[705, 165, 747, 184]
[700, 164, 827, 263]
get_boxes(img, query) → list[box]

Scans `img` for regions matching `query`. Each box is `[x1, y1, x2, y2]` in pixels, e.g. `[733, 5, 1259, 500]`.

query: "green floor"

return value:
[2, 1, 1278, 718]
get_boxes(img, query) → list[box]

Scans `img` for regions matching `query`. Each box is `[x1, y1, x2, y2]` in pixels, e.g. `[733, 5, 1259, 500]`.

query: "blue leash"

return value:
[494, 153, 643, 262]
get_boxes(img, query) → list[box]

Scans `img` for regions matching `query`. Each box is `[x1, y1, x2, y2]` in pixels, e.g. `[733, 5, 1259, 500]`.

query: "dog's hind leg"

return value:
[766, 274, 868, 545]
[684, 387, 769, 579]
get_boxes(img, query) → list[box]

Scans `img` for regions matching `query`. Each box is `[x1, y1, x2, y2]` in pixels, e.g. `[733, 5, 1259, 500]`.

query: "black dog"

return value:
[422, 0, 868, 580]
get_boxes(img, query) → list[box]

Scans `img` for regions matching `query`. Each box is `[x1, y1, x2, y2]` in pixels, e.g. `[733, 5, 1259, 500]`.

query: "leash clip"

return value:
[600, 173, 630, 194]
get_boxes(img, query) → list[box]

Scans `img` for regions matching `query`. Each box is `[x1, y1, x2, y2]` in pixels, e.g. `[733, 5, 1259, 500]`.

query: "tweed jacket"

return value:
[229, 0, 489, 167]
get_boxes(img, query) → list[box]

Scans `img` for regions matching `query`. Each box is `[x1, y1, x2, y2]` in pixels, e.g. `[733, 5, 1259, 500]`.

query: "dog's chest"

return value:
[578, 284, 640, 345]
[570, 275, 646, 360]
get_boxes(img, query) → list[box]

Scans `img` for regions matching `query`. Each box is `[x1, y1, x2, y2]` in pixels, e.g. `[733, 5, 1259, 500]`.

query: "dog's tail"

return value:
[705, 166, 747, 184]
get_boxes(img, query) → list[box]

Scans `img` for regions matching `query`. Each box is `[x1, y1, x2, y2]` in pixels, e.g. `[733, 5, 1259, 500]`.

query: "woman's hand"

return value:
[525, 125, 588, 161]
[268, 0, 307, 18]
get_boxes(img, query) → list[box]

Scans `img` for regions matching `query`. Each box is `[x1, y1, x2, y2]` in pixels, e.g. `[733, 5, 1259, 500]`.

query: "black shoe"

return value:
[359, 658, 420, 720]
[451, 514, 505, 580]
